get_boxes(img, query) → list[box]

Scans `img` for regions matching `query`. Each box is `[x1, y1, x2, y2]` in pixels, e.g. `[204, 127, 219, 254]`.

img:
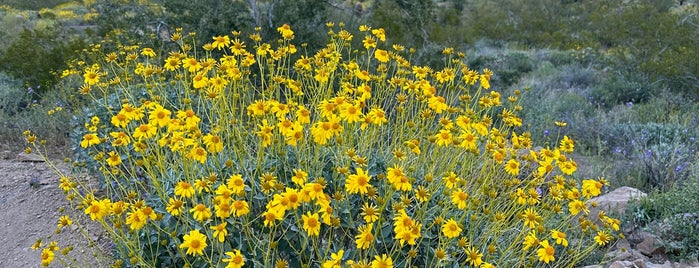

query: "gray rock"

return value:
[589, 186, 647, 225]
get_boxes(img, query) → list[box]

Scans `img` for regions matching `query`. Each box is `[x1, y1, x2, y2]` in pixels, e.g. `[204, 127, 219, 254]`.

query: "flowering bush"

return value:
[28, 23, 620, 267]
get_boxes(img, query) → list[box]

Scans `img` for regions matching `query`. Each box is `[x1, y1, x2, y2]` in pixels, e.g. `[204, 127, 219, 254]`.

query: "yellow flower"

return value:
[568, 199, 589, 216]
[361, 203, 379, 223]
[559, 135, 575, 153]
[355, 223, 375, 250]
[211, 222, 228, 243]
[179, 229, 207, 256]
[371, 254, 393, 268]
[57, 215, 72, 228]
[215, 200, 232, 218]
[582, 179, 603, 198]
[126, 210, 147, 230]
[163, 55, 181, 71]
[594, 230, 612, 246]
[442, 218, 462, 238]
[106, 151, 121, 166]
[84, 199, 109, 221]
[187, 146, 207, 164]
[182, 57, 201, 73]
[166, 198, 184, 216]
[111, 112, 130, 128]
[232, 199, 250, 217]
[263, 209, 282, 227]
[537, 240, 555, 264]
[340, 103, 363, 123]
[227, 174, 246, 195]
[174, 181, 195, 198]
[212, 35, 231, 50]
[464, 246, 483, 267]
[442, 172, 461, 189]
[302, 212, 321, 236]
[504, 159, 520, 176]
[434, 128, 452, 147]
[149, 105, 172, 128]
[291, 169, 308, 186]
[133, 124, 157, 140]
[522, 208, 542, 228]
[386, 165, 412, 192]
[451, 188, 469, 210]
[141, 47, 156, 57]
[345, 167, 372, 195]
[40, 248, 54, 267]
[80, 133, 100, 148]
[83, 68, 101, 85]
[374, 49, 389, 62]
[522, 230, 539, 250]
[277, 24, 294, 40]
[190, 203, 212, 222]
[414, 186, 430, 203]
[362, 36, 377, 49]
[203, 133, 224, 153]
[551, 229, 569, 247]
[322, 249, 344, 268]
[223, 249, 246, 268]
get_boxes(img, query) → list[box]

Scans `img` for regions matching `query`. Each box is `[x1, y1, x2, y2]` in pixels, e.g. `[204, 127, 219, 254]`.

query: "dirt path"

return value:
[0, 151, 111, 268]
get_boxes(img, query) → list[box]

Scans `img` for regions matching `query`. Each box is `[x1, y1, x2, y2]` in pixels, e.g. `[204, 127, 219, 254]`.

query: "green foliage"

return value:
[0, 23, 88, 92]
[370, 0, 435, 46]
[0, 72, 75, 152]
[0, 0, 74, 10]
[626, 182, 699, 261]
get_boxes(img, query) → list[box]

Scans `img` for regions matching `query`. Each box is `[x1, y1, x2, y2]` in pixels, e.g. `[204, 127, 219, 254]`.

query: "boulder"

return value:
[589, 186, 647, 225]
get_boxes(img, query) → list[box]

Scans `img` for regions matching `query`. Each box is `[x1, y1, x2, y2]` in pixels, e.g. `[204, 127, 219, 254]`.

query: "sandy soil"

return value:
[0, 151, 112, 268]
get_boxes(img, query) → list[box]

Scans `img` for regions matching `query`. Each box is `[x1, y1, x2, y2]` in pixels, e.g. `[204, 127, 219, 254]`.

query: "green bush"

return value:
[626, 182, 699, 261]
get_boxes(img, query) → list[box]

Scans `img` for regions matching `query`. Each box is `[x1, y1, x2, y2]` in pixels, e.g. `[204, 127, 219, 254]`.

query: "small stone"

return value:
[16, 153, 44, 162]
[631, 259, 647, 268]
[609, 260, 632, 268]
[636, 232, 664, 256]
[1, 150, 12, 159]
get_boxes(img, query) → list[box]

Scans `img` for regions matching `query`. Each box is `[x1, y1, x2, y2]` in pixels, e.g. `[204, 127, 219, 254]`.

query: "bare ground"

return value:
[0, 150, 112, 268]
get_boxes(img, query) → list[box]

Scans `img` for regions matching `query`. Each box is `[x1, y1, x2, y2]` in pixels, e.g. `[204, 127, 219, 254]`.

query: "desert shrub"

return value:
[601, 123, 698, 190]
[625, 182, 699, 261]
[0, 24, 88, 93]
[588, 71, 658, 108]
[29, 24, 620, 267]
[0, 72, 75, 152]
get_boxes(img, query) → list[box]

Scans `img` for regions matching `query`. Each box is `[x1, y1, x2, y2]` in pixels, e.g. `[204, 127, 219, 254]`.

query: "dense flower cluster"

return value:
[29, 23, 619, 267]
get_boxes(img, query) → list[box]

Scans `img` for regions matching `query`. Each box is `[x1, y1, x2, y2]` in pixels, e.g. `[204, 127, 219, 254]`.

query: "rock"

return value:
[589, 187, 647, 219]
[609, 261, 634, 268]
[606, 248, 649, 263]
[615, 238, 632, 252]
[1, 150, 12, 160]
[636, 231, 664, 256]
[578, 265, 603, 268]
[632, 259, 647, 268]
[646, 261, 673, 268]
[16, 153, 44, 162]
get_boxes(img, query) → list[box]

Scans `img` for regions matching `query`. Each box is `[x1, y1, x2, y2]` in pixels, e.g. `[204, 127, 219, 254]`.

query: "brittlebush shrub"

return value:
[28, 24, 620, 267]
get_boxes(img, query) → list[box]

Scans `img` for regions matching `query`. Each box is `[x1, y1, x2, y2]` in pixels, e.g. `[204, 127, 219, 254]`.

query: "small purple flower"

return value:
[675, 165, 683, 173]
[544, 130, 550, 137]
[646, 150, 652, 158]
[626, 101, 633, 106]
[27, 87, 34, 93]
[690, 137, 695, 142]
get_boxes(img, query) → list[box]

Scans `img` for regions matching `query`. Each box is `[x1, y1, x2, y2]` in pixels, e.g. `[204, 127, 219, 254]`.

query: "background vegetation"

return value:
[1, 0, 698, 263]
